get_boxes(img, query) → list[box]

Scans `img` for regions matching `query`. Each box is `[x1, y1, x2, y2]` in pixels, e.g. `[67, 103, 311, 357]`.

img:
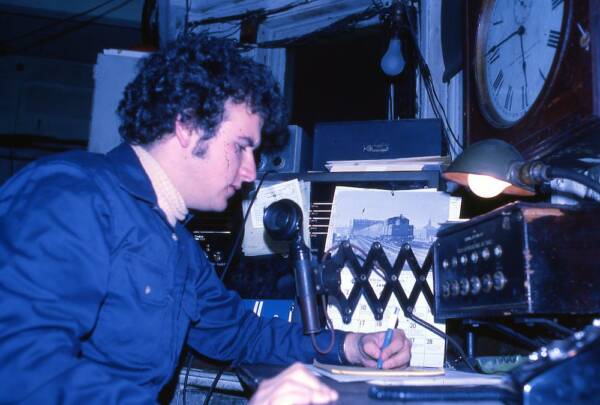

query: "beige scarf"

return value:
[132, 144, 188, 227]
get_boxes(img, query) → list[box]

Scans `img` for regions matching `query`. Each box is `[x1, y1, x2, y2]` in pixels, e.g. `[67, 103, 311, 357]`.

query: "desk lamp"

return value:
[443, 139, 600, 200]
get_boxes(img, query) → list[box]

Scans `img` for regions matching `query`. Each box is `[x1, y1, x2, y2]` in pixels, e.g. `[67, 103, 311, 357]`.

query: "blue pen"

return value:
[377, 319, 398, 369]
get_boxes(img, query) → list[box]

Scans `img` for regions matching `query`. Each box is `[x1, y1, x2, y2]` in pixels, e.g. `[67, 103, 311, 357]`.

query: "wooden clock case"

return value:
[464, 0, 600, 159]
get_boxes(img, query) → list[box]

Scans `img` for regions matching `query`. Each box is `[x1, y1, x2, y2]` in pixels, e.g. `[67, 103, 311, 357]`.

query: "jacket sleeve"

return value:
[0, 162, 155, 404]
[186, 250, 347, 366]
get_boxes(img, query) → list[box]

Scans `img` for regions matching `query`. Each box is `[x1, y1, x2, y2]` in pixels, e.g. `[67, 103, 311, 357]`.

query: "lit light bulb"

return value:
[380, 37, 405, 77]
[467, 174, 511, 198]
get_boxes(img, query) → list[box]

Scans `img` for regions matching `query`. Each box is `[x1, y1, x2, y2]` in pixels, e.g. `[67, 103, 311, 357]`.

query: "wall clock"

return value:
[465, 0, 600, 159]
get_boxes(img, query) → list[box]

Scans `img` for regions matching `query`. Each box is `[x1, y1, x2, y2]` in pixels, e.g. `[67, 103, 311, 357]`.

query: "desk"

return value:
[236, 364, 510, 404]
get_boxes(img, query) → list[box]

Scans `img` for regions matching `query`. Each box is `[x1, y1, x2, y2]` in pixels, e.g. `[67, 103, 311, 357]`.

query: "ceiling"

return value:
[0, 0, 145, 63]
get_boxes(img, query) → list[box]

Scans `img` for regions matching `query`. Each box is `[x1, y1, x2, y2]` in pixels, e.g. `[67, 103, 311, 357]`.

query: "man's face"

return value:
[182, 101, 261, 211]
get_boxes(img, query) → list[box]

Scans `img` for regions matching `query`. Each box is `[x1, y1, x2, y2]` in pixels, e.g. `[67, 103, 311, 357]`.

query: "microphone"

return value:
[263, 199, 322, 334]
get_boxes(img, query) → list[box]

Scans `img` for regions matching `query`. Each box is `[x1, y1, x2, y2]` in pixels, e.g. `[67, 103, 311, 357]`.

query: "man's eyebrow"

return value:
[240, 135, 259, 148]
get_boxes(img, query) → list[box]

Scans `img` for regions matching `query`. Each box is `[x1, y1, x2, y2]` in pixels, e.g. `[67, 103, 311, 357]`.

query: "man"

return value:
[0, 33, 411, 404]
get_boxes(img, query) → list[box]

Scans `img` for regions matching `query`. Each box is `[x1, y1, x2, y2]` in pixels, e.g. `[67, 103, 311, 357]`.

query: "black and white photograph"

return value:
[325, 187, 461, 266]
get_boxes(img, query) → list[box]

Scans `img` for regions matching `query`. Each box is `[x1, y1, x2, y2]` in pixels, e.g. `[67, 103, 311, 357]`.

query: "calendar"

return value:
[324, 187, 462, 368]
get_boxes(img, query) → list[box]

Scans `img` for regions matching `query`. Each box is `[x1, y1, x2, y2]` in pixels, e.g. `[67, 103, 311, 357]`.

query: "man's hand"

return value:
[343, 329, 412, 369]
[249, 362, 338, 405]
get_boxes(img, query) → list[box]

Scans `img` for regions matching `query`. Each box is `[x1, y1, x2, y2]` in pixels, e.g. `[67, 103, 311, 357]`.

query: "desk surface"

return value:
[236, 364, 511, 404]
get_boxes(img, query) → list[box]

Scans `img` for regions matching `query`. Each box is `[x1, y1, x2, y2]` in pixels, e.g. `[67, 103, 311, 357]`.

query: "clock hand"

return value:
[519, 30, 528, 90]
[486, 25, 525, 55]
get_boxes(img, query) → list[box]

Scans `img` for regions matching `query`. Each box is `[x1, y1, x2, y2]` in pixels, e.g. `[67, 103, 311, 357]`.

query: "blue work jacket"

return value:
[0, 143, 345, 404]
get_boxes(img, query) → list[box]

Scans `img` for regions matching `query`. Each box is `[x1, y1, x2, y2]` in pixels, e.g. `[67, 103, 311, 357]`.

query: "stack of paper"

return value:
[325, 155, 450, 173]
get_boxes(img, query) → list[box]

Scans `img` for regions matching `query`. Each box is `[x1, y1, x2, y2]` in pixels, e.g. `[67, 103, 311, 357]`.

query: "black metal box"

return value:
[312, 119, 443, 171]
[433, 202, 600, 319]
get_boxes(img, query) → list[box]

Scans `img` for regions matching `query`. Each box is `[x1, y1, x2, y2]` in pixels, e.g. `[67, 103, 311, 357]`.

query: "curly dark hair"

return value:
[117, 33, 287, 147]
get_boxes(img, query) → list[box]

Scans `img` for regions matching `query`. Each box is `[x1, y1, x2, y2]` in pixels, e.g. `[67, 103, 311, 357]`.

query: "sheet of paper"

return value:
[325, 155, 451, 172]
[324, 187, 461, 368]
[241, 179, 311, 256]
[309, 362, 505, 386]
[313, 360, 444, 377]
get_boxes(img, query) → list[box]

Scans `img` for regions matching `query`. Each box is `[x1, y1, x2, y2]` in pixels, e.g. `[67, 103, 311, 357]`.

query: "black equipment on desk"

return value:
[509, 319, 600, 404]
[433, 202, 600, 319]
[368, 320, 600, 404]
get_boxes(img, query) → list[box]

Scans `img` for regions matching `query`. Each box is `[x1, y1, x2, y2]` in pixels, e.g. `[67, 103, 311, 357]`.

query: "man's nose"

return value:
[239, 149, 257, 183]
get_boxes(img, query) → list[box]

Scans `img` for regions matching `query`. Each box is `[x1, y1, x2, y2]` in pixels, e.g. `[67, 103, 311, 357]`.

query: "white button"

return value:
[144, 285, 152, 295]
[171, 233, 178, 241]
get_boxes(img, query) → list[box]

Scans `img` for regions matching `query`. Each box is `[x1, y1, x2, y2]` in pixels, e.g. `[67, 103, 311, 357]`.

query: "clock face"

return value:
[475, 0, 566, 128]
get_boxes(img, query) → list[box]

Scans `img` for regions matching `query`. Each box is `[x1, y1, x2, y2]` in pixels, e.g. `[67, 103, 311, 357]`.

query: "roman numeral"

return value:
[521, 86, 528, 109]
[505, 86, 513, 111]
[551, 0, 564, 11]
[493, 70, 504, 94]
[488, 48, 500, 64]
[547, 30, 560, 48]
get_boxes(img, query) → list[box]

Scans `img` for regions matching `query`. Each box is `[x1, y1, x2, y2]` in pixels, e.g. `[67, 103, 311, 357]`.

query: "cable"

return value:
[549, 167, 600, 196]
[2, 0, 136, 56]
[309, 295, 337, 354]
[188, 0, 311, 28]
[183, 171, 273, 403]
[202, 366, 227, 405]
[219, 170, 274, 282]
[181, 352, 194, 405]
[254, 3, 381, 49]
[141, 0, 158, 45]
[0, 0, 118, 44]
[407, 312, 479, 373]
[399, 2, 464, 155]
[184, 0, 191, 34]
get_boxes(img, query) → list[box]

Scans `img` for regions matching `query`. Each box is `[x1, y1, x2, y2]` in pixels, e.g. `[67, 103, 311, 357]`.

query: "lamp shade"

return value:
[443, 139, 535, 196]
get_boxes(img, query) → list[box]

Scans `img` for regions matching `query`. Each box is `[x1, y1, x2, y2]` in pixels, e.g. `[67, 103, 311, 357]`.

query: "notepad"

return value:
[311, 361, 507, 386]
[313, 360, 444, 378]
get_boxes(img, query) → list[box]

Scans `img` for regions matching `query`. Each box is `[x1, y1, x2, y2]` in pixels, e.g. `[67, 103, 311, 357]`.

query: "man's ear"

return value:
[174, 119, 193, 149]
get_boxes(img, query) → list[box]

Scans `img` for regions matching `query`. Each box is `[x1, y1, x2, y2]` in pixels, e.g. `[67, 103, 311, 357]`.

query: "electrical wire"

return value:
[400, 2, 464, 156]
[188, 0, 311, 28]
[0, 0, 118, 44]
[253, 3, 381, 49]
[184, 0, 191, 34]
[407, 312, 478, 373]
[219, 170, 274, 282]
[193, 23, 241, 39]
[309, 295, 337, 354]
[202, 366, 227, 405]
[181, 352, 194, 405]
[2, 0, 136, 56]
[549, 167, 600, 196]
[182, 0, 462, 159]
[183, 170, 274, 404]
[141, 0, 158, 46]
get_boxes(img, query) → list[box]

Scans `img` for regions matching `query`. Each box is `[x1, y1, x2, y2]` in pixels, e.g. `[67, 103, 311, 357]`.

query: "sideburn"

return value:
[192, 137, 209, 157]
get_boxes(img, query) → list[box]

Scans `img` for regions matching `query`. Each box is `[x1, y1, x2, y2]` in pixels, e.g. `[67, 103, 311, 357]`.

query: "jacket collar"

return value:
[106, 143, 158, 205]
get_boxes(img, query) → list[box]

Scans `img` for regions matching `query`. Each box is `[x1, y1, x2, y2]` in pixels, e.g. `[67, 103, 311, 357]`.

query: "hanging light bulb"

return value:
[381, 37, 405, 76]
[380, 35, 405, 77]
